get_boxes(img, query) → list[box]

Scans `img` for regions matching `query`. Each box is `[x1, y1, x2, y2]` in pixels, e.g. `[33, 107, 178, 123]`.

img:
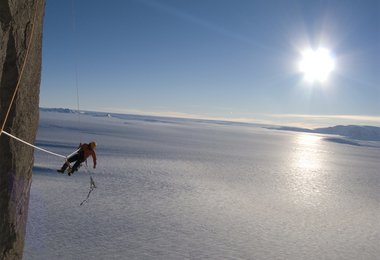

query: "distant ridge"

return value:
[39, 107, 264, 128]
[40, 108, 380, 141]
[269, 125, 380, 141]
[40, 107, 78, 114]
[314, 125, 380, 141]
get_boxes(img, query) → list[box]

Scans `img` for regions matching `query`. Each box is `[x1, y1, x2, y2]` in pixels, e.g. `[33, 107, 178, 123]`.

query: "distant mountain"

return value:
[40, 107, 78, 114]
[314, 125, 380, 141]
[266, 126, 313, 133]
[268, 125, 380, 141]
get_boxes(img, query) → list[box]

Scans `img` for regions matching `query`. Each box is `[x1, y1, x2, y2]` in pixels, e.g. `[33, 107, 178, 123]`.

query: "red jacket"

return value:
[79, 143, 97, 167]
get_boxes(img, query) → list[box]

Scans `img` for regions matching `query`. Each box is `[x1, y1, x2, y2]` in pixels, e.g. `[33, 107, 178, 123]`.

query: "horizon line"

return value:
[39, 106, 380, 129]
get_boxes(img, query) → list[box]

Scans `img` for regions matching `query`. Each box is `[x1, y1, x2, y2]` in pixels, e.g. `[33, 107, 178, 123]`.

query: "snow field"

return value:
[24, 111, 380, 259]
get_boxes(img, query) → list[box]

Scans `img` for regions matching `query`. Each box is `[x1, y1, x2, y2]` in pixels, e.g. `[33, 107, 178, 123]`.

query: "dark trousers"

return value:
[61, 152, 84, 172]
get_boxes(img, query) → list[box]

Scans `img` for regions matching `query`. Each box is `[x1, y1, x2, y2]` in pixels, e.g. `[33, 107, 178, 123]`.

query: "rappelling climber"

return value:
[57, 141, 97, 176]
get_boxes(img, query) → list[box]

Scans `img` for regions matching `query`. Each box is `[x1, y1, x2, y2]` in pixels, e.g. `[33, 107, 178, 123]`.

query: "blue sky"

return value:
[40, 0, 379, 127]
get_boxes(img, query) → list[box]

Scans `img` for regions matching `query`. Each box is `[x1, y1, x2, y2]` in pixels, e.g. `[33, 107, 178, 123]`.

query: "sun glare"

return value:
[299, 47, 335, 83]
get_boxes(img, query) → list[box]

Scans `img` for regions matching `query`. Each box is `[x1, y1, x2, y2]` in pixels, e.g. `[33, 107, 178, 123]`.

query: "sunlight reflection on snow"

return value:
[293, 134, 323, 170]
[287, 134, 327, 206]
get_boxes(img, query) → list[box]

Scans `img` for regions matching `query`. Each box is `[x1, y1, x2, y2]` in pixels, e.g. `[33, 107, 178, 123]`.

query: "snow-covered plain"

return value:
[24, 111, 380, 259]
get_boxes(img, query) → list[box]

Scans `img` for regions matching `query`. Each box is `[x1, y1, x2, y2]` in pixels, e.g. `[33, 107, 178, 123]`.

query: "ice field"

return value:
[24, 110, 380, 259]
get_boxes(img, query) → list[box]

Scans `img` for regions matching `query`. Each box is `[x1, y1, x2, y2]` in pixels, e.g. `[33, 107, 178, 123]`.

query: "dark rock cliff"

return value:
[0, 0, 45, 259]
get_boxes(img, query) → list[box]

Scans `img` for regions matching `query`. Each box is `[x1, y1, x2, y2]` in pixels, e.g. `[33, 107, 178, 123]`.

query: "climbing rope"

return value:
[1, 130, 81, 160]
[0, 0, 57, 158]
[70, 0, 97, 206]
[1, 130, 66, 158]
[0, 0, 81, 163]
[0, 0, 40, 137]
[70, 0, 83, 143]
[80, 175, 97, 206]
[1, 1, 97, 207]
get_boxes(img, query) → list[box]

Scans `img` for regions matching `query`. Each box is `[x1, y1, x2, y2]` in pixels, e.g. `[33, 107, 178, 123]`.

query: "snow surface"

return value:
[24, 111, 380, 259]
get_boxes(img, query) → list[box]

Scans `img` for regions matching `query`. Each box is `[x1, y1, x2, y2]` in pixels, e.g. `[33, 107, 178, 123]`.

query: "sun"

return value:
[299, 47, 335, 83]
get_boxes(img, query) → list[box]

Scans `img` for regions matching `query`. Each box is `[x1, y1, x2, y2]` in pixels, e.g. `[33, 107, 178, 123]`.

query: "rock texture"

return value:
[0, 0, 45, 259]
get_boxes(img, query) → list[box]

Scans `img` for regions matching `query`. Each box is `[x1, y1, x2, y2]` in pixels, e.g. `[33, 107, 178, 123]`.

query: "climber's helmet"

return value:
[89, 141, 97, 150]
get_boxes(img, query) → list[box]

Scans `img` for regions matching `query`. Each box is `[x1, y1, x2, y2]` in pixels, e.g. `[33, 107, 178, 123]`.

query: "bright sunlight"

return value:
[299, 47, 336, 83]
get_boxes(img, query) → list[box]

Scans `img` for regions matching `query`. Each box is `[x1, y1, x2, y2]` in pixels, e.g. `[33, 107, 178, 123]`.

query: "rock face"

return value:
[0, 0, 45, 259]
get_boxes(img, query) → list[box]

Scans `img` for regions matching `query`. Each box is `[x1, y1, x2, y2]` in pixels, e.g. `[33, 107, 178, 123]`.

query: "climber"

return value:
[57, 141, 97, 176]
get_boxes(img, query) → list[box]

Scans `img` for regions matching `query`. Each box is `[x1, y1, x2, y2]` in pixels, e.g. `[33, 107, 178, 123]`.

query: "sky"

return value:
[39, 0, 379, 127]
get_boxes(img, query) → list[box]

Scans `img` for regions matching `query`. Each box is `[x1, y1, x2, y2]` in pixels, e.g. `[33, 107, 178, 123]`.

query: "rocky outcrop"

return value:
[0, 0, 45, 259]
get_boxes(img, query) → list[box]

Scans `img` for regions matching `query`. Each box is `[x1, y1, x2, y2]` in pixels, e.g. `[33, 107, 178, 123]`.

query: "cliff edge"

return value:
[0, 0, 45, 259]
